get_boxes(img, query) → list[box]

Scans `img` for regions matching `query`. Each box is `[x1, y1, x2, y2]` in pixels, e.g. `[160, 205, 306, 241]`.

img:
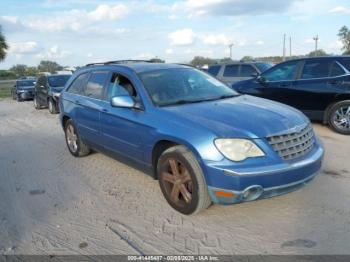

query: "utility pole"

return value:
[282, 34, 286, 61]
[228, 43, 234, 59]
[289, 36, 292, 57]
[313, 35, 319, 54]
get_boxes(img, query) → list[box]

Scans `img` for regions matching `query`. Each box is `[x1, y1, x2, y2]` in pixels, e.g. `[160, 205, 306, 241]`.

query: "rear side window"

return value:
[223, 65, 239, 77]
[240, 65, 257, 77]
[301, 60, 331, 79]
[330, 62, 346, 77]
[67, 73, 89, 94]
[262, 60, 299, 81]
[84, 71, 109, 99]
[208, 65, 221, 76]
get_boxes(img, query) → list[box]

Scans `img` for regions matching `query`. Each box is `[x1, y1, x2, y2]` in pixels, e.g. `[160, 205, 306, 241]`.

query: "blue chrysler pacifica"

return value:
[59, 61, 324, 215]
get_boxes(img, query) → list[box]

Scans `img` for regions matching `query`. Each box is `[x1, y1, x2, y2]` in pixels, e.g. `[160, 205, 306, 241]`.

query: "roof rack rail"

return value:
[85, 60, 153, 66]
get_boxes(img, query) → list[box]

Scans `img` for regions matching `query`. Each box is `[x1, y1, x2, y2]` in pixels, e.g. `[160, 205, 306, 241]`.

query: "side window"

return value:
[240, 65, 257, 77]
[108, 73, 138, 100]
[262, 60, 299, 81]
[84, 71, 109, 99]
[67, 73, 89, 94]
[330, 62, 346, 77]
[208, 65, 221, 76]
[301, 60, 332, 79]
[223, 65, 239, 77]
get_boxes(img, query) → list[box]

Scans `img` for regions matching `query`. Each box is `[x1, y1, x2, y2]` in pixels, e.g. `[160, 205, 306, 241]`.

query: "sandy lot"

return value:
[0, 98, 350, 255]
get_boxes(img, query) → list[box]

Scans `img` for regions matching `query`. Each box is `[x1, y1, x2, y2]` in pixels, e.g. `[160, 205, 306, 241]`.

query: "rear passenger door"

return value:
[75, 71, 110, 144]
[292, 59, 345, 118]
[218, 64, 240, 85]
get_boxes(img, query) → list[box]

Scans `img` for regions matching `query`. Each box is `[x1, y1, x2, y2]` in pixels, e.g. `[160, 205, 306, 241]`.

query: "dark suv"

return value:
[233, 56, 350, 135]
[11, 79, 36, 101]
[34, 74, 71, 114]
[208, 62, 273, 86]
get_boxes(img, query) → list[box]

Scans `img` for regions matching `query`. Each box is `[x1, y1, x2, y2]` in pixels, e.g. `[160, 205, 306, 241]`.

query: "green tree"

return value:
[190, 56, 215, 67]
[338, 26, 350, 55]
[38, 60, 63, 73]
[218, 57, 233, 63]
[308, 49, 328, 57]
[149, 57, 165, 63]
[10, 64, 27, 77]
[240, 56, 255, 62]
[0, 25, 8, 62]
[25, 66, 39, 76]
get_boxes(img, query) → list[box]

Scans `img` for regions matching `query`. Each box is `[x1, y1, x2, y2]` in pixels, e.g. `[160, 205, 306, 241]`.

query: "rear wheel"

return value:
[48, 98, 58, 114]
[157, 145, 211, 215]
[328, 100, 350, 135]
[64, 119, 90, 157]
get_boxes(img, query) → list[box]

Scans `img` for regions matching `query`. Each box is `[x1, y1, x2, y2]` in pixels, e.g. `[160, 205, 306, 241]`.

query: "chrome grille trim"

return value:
[267, 124, 315, 161]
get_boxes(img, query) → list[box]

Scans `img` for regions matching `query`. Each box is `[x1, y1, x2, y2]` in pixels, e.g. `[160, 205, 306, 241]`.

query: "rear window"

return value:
[223, 65, 239, 77]
[208, 65, 221, 76]
[240, 65, 257, 77]
[48, 75, 71, 87]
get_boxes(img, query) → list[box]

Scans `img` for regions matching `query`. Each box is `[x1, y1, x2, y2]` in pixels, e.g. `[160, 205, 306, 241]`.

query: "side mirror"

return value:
[251, 72, 259, 78]
[111, 95, 135, 108]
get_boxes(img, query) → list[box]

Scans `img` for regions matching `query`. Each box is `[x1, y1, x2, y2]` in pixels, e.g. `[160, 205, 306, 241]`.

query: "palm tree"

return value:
[0, 26, 8, 62]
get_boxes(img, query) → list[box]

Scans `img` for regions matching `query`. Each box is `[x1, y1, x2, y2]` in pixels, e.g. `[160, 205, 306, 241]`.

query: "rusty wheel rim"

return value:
[160, 158, 193, 206]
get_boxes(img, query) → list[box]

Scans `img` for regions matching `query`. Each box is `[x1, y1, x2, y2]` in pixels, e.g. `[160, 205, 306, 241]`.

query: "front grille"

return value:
[267, 124, 315, 161]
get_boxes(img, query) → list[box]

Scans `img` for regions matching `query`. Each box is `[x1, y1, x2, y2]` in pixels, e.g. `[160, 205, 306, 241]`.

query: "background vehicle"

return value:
[11, 79, 36, 101]
[232, 56, 350, 135]
[208, 61, 273, 85]
[34, 74, 71, 114]
[59, 61, 323, 215]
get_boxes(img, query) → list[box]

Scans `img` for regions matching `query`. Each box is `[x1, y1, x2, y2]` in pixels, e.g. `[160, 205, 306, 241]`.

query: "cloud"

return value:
[36, 45, 70, 59]
[169, 29, 195, 46]
[165, 48, 174, 54]
[8, 41, 38, 54]
[87, 4, 129, 21]
[329, 6, 350, 14]
[175, 0, 300, 17]
[202, 33, 232, 45]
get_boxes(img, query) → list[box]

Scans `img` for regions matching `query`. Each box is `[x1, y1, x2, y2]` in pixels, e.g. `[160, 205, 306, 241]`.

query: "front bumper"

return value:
[205, 143, 324, 204]
[18, 90, 34, 99]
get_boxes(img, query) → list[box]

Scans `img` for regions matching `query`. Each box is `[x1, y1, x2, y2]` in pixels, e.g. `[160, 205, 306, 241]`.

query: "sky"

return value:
[0, 0, 349, 69]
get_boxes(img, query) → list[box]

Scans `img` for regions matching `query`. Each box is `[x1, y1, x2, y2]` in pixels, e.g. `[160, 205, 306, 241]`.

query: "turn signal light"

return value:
[215, 191, 235, 198]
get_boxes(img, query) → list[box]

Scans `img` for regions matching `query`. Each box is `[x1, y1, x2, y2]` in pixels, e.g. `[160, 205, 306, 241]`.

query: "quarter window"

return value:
[240, 65, 257, 77]
[84, 71, 109, 99]
[223, 65, 239, 77]
[67, 73, 89, 94]
[262, 60, 299, 81]
[301, 60, 331, 79]
[330, 62, 345, 77]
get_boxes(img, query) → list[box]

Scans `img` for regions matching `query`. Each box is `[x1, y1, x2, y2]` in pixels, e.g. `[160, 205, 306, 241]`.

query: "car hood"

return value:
[162, 95, 309, 139]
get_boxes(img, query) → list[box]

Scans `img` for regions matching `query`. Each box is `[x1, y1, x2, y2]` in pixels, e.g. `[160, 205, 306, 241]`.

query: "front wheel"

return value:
[64, 119, 90, 157]
[328, 100, 350, 135]
[157, 145, 211, 215]
[48, 98, 58, 114]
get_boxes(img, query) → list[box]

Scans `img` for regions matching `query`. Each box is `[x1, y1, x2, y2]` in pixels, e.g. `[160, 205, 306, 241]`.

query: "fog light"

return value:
[242, 185, 263, 201]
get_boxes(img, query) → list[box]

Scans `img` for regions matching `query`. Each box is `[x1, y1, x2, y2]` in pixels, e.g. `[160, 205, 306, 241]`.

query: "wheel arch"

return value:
[323, 94, 350, 124]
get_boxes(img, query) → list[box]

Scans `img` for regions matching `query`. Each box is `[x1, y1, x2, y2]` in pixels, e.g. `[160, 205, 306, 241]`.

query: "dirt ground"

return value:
[0, 98, 350, 255]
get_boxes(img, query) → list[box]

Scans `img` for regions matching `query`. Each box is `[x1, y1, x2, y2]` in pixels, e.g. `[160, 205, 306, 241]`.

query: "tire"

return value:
[64, 119, 90, 157]
[48, 98, 58, 114]
[34, 96, 41, 109]
[328, 100, 350, 135]
[16, 94, 22, 102]
[157, 145, 211, 215]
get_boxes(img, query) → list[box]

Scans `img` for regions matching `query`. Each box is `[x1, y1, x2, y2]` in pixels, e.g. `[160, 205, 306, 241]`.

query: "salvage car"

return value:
[34, 74, 71, 114]
[11, 79, 36, 101]
[59, 61, 324, 215]
[232, 56, 350, 135]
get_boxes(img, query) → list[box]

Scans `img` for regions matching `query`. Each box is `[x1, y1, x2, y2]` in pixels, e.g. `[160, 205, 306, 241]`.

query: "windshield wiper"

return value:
[163, 94, 238, 106]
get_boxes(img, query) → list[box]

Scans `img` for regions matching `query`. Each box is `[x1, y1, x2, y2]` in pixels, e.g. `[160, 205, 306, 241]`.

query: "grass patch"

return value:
[0, 80, 15, 98]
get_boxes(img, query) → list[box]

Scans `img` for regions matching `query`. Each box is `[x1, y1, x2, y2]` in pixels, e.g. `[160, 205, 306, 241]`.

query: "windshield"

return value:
[255, 62, 273, 73]
[17, 80, 35, 88]
[139, 68, 238, 107]
[48, 75, 71, 87]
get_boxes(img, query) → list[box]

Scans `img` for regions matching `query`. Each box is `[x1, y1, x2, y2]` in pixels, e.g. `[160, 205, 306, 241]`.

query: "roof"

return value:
[82, 61, 191, 74]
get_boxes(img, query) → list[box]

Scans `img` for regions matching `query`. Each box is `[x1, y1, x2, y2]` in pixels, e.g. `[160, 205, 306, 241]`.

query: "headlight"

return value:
[214, 139, 265, 162]
[52, 92, 61, 97]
